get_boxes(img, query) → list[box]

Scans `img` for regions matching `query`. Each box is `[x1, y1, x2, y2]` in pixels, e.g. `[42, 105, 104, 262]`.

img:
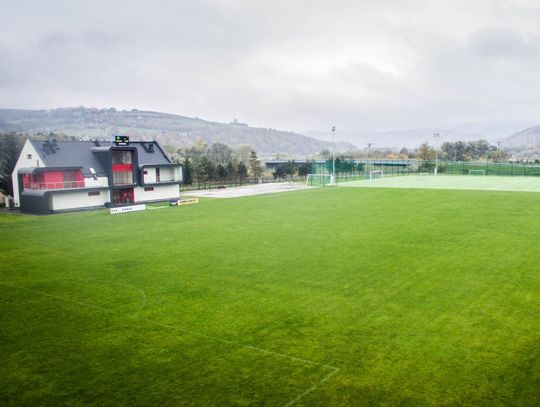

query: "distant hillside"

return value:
[306, 121, 537, 149]
[0, 107, 355, 155]
[500, 126, 540, 149]
[306, 128, 486, 149]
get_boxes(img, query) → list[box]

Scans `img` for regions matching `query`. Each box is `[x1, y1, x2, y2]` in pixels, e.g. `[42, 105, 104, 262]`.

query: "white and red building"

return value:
[12, 139, 182, 214]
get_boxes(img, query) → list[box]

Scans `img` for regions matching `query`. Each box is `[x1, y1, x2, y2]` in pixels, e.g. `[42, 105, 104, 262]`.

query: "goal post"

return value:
[306, 174, 333, 186]
[369, 170, 384, 179]
[469, 170, 486, 176]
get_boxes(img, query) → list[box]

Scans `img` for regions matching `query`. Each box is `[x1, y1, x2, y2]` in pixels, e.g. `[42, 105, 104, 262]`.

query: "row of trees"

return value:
[165, 139, 264, 185]
[273, 157, 364, 180]
[440, 140, 509, 162]
[415, 140, 510, 162]
[273, 161, 311, 180]
[322, 139, 510, 162]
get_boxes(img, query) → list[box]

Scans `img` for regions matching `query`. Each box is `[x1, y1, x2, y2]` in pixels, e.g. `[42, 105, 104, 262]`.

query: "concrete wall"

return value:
[50, 190, 108, 211]
[11, 140, 43, 206]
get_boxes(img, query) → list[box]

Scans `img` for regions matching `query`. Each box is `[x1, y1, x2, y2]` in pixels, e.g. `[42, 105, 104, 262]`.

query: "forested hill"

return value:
[0, 107, 355, 155]
[500, 126, 540, 149]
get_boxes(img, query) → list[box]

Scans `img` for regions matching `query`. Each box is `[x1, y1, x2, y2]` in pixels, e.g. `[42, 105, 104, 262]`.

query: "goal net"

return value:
[306, 174, 333, 186]
[369, 170, 384, 179]
[469, 170, 486, 176]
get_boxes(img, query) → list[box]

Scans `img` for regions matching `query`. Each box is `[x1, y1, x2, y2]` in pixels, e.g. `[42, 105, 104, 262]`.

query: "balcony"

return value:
[141, 165, 182, 185]
[23, 181, 86, 190]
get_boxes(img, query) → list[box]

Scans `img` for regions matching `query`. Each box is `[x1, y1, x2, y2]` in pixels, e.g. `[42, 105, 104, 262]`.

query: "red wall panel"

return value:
[43, 171, 64, 183]
[112, 164, 133, 172]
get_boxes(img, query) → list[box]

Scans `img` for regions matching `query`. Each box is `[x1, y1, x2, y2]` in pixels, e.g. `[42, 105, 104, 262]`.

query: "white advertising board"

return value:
[110, 204, 146, 214]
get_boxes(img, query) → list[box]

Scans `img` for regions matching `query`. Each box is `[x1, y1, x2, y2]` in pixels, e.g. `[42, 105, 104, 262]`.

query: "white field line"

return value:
[283, 367, 340, 407]
[0, 281, 339, 406]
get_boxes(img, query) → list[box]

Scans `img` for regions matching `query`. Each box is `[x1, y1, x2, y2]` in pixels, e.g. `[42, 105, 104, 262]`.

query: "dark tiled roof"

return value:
[30, 140, 173, 177]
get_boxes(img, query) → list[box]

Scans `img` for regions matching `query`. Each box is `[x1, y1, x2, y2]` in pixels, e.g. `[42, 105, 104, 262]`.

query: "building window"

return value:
[112, 150, 133, 164]
[113, 171, 133, 185]
[112, 150, 134, 186]
[64, 171, 76, 182]
[144, 187, 154, 192]
[88, 191, 100, 196]
[27, 154, 32, 159]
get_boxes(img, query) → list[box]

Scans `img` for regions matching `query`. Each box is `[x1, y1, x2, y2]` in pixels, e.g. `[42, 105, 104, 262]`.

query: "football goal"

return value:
[369, 170, 384, 179]
[469, 170, 486, 176]
[306, 174, 334, 186]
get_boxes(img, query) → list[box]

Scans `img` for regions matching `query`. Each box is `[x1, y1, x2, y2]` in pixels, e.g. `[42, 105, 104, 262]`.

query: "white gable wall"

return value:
[11, 140, 44, 206]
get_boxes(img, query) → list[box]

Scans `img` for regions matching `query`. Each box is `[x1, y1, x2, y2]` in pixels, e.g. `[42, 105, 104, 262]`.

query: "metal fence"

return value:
[308, 160, 540, 181]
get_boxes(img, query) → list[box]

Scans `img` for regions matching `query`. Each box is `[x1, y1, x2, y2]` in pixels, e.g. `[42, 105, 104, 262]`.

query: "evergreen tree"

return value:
[0, 133, 24, 196]
[248, 150, 263, 178]
[297, 161, 312, 177]
[226, 161, 236, 180]
[282, 161, 298, 181]
[237, 161, 248, 181]
[216, 164, 227, 180]
[273, 166, 285, 180]
[199, 156, 215, 181]
[182, 157, 193, 185]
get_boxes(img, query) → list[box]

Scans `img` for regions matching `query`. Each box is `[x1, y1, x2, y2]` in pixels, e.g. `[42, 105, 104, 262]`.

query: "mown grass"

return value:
[1, 187, 539, 406]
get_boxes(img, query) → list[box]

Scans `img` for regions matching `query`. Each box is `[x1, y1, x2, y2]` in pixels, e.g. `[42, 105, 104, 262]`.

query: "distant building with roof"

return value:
[12, 138, 182, 214]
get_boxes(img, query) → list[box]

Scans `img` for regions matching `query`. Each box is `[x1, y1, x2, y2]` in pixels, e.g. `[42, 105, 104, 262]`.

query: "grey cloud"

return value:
[469, 27, 539, 59]
[1, 0, 540, 136]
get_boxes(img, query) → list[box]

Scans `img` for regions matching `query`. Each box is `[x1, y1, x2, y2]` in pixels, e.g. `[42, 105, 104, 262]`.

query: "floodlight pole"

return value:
[331, 126, 336, 186]
[433, 132, 440, 176]
[367, 143, 374, 158]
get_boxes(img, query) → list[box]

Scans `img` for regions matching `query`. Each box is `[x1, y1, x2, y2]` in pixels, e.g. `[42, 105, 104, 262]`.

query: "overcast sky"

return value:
[1, 0, 540, 137]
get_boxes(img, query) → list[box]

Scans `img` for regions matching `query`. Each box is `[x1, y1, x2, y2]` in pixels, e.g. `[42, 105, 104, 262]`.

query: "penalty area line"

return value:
[0, 281, 339, 406]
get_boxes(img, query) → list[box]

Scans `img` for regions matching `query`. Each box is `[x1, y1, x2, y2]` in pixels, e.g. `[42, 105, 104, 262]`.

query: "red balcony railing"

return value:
[23, 181, 86, 190]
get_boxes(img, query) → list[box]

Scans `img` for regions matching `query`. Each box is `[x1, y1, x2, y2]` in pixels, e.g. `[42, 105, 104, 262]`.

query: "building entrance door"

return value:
[113, 188, 134, 205]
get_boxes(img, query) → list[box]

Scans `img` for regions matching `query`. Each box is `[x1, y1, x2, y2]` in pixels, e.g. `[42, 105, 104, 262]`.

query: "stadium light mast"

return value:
[433, 133, 440, 176]
[331, 126, 336, 186]
[366, 142, 375, 158]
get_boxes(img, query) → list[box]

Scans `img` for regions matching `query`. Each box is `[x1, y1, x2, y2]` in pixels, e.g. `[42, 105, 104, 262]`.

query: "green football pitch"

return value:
[1, 187, 539, 406]
[340, 174, 540, 193]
